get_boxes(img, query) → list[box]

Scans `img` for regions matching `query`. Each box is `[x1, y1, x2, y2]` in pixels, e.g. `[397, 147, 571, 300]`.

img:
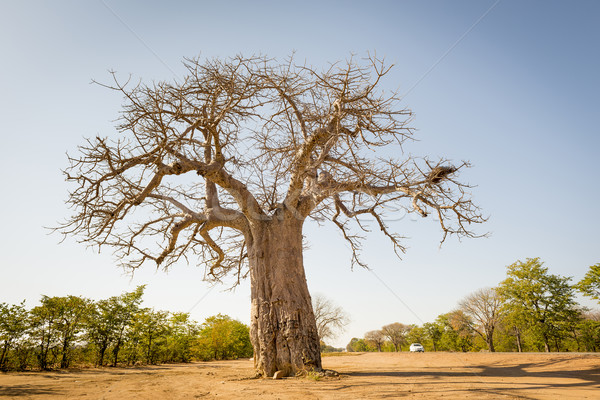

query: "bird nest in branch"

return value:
[427, 166, 457, 183]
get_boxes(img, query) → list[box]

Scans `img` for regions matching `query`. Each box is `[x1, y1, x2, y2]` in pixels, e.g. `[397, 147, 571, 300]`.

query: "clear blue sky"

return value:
[1, 0, 599, 347]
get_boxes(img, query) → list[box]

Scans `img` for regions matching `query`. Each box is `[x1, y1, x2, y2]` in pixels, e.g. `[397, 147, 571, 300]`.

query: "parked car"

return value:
[409, 343, 425, 352]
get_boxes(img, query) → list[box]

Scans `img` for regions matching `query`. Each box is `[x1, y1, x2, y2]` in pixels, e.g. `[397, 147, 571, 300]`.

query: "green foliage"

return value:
[406, 325, 427, 349]
[364, 330, 385, 352]
[0, 288, 252, 371]
[346, 337, 374, 352]
[166, 312, 199, 362]
[131, 308, 170, 364]
[1, 256, 596, 370]
[86, 285, 145, 367]
[498, 258, 580, 352]
[381, 322, 409, 352]
[29, 295, 91, 370]
[422, 322, 443, 351]
[576, 263, 600, 302]
[0, 301, 29, 371]
[191, 314, 253, 361]
[575, 312, 600, 351]
[320, 341, 344, 353]
[435, 312, 478, 352]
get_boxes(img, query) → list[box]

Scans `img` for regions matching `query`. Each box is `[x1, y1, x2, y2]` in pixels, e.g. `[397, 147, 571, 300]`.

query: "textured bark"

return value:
[248, 214, 321, 377]
[486, 331, 496, 353]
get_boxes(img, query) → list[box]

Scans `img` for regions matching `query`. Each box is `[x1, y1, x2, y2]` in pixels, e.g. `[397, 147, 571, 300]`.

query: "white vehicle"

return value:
[409, 343, 425, 352]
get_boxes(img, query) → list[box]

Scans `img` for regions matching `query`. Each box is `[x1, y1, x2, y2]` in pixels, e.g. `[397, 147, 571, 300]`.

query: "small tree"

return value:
[458, 287, 503, 352]
[30, 297, 62, 370]
[423, 322, 443, 352]
[110, 286, 145, 366]
[135, 308, 169, 364]
[54, 296, 91, 368]
[0, 302, 29, 371]
[312, 294, 349, 342]
[166, 312, 199, 363]
[436, 311, 475, 352]
[576, 310, 600, 352]
[86, 298, 117, 366]
[406, 324, 427, 347]
[381, 322, 409, 351]
[498, 258, 580, 352]
[346, 337, 373, 352]
[192, 314, 252, 361]
[364, 330, 385, 352]
[58, 55, 484, 376]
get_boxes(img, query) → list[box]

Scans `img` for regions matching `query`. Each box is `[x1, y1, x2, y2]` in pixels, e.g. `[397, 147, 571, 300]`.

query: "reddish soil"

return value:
[1, 352, 599, 399]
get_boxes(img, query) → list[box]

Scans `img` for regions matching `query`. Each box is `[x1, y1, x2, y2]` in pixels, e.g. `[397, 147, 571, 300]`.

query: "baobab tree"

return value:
[58, 55, 484, 377]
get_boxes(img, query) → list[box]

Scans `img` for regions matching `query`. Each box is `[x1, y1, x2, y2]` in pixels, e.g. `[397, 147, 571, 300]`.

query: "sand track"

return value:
[1, 352, 599, 399]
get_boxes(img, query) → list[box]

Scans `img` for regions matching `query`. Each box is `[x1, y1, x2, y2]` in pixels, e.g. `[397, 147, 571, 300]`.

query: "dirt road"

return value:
[1, 352, 598, 399]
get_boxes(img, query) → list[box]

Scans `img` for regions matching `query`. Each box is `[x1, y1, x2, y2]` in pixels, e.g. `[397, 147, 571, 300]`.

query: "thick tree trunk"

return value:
[248, 215, 321, 377]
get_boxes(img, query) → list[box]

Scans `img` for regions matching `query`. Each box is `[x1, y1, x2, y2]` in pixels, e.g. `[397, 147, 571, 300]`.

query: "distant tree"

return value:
[346, 337, 373, 352]
[110, 286, 145, 366]
[436, 311, 475, 352]
[312, 294, 349, 342]
[380, 322, 409, 351]
[458, 287, 504, 352]
[498, 258, 580, 352]
[58, 55, 485, 377]
[576, 263, 600, 302]
[86, 298, 116, 366]
[30, 296, 63, 369]
[320, 343, 344, 353]
[53, 296, 91, 368]
[406, 324, 427, 347]
[422, 322, 443, 352]
[85, 286, 145, 367]
[364, 330, 385, 352]
[166, 312, 199, 363]
[500, 309, 528, 352]
[131, 308, 169, 365]
[0, 302, 29, 371]
[576, 310, 600, 352]
[193, 314, 252, 361]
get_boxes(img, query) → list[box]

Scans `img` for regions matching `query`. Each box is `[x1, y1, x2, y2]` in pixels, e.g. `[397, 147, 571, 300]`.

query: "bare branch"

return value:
[58, 54, 485, 283]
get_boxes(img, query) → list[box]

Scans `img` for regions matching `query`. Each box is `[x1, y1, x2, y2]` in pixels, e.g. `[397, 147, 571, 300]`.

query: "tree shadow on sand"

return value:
[342, 360, 600, 399]
[0, 385, 62, 397]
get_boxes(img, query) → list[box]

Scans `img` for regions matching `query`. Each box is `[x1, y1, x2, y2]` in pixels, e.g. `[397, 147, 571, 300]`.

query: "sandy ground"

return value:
[1, 352, 599, 399]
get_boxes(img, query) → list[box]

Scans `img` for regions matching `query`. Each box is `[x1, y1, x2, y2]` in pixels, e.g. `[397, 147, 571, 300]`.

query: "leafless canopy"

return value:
[381, 322, 410, 351]
[58, 54, 485, 282]
[312, 294, 350, 341]
[458, 287, 504, 351]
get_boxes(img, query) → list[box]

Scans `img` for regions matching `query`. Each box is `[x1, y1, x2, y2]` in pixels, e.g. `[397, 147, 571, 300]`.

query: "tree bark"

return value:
[60, 338, 70, 369]
[486, 327, 495, 352]
[513, 326, 522, 352]
[543, 334, 550, 352]
[248, 214, 322, 377]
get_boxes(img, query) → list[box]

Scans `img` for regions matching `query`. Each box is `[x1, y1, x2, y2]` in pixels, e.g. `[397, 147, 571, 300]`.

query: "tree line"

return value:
[346, 259, 600, 353]
[0, 286, 252, 371]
